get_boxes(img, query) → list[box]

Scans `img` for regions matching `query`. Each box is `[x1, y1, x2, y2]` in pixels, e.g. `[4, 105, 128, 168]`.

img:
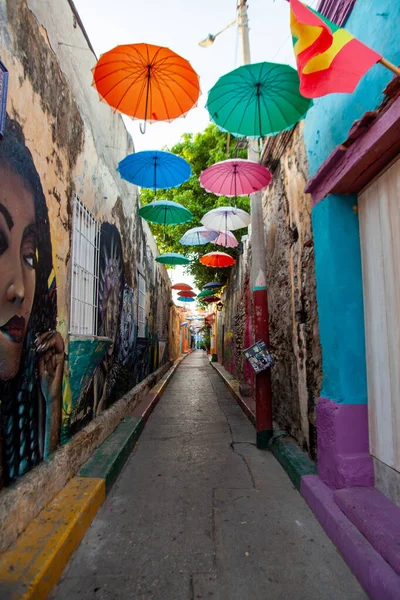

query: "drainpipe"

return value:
[237, 0, 273, 448]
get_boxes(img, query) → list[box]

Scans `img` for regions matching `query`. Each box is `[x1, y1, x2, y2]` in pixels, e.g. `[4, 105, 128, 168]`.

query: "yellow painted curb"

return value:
[0, 477, 105, 600]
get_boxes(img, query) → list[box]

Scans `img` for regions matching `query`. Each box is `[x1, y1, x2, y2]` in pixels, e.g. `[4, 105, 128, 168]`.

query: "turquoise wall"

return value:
[304, 0, 399, 405]
[312, 195, 367, 404]
[304, 0, 400, 176]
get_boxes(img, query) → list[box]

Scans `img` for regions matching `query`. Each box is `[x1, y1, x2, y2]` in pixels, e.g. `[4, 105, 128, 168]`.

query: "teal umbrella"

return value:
[155, 253, 190, 265]
[178, 296, 195, 303]
[206, 62, 312, 138]
[139, 200, 193, 226]
[197, 289, 216, 299]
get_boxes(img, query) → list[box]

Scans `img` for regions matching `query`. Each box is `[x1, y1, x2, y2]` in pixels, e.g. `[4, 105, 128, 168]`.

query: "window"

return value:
[138, 272, 146, 337]
[70, 196, 100, 335]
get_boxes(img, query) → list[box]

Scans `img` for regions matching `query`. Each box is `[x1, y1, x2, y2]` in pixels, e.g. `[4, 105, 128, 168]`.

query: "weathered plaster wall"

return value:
[262, 125, 322, 457]
[0, 0, 174, 491]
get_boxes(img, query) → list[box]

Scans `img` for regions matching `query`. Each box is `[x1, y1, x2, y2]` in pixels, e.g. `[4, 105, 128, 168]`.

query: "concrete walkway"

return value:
[52, 351, 366, 600]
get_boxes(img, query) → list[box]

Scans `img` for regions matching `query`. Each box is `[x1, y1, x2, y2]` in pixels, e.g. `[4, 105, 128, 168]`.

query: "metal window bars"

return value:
[70, 196, 100, 336]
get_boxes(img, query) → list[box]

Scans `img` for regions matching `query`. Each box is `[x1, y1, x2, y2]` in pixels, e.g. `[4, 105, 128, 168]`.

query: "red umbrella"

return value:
[202, 295, 220, 303]
[200, 251, 235, 268]
[171, 283, 193, 291]
[178, 290, 196, 298]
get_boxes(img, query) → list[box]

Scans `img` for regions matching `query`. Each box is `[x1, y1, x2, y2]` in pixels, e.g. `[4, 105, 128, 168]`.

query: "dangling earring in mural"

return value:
[0, 118, 64, 488]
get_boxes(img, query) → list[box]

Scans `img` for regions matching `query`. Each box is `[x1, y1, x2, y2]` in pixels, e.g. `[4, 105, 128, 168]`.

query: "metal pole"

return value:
[237, 0, 273, 448]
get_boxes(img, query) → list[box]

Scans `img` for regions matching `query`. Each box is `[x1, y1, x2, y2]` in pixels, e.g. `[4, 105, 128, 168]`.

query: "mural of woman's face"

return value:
[0, 167, 36, 380]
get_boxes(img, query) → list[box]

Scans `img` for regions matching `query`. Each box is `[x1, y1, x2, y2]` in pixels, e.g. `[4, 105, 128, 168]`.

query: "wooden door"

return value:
[359, 157, 400, 471]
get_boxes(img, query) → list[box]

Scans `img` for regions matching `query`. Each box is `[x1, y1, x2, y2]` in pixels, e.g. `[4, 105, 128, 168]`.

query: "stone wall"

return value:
[261, 124, 322, 458]
[0, 0, 174, 491]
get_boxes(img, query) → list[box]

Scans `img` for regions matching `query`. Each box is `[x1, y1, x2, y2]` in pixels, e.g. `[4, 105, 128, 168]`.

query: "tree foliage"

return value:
[139, 124, 249, 289]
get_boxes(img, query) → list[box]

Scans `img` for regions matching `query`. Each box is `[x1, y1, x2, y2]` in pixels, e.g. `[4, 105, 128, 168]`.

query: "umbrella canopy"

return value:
[202, 295, 221, 303]
[200, 252, 235, 268]
[206, 62, 312, 138]
[197, 289, 217, 299]
[139, 200, 193, 226]
[92, 43, 200, 130]
[178, 296, 195, 303]
[177, 290, 196, 298]
[201, 206, 250, 232]
[179, 226, 219, 246]
[200, 159, 272, 197]
[213, 230, 238, 248]
[203, 282, 223, 290]
[171, 283, 193, 291]
[118, 150, 191, 190]
[155, 253, 190, 265]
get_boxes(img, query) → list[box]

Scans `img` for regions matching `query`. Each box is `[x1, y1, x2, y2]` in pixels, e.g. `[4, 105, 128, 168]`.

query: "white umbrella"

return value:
[201, 206, 250, 232]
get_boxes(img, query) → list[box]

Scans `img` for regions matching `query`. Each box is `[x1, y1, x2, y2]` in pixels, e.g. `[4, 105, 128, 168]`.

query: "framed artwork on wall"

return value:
[0, 61, 8, 138]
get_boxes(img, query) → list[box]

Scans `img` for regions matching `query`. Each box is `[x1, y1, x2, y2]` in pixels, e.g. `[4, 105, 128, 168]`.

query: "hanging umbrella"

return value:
[197, 289, 217, 299]
[178, 296, 195, 303]
[155, 253, 190, 265]
[118, 151, 191, 191]
[202, 295, 221, 303]
[177, 290, 196, 298]
[92, 43, 200, 132]
[139, 200, 193, 226]
[201, 206, 250, 232]
[203, 282, 223, 290]
[179, 226, 219, 246]
[213, 230, 238, 248]
[200, 252, 235, 268]
[206, 62, 312, 138]
[171, 283, 193, 291]
[200, 159, 272, 198]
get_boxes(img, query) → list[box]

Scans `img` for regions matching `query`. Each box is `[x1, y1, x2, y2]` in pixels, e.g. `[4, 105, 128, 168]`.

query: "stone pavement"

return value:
[51, 351, 366, 600]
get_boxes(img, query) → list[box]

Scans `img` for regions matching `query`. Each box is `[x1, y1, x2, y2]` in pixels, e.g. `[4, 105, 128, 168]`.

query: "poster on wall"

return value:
[243, 340, 273, 373]
[0, 61, 8, 138]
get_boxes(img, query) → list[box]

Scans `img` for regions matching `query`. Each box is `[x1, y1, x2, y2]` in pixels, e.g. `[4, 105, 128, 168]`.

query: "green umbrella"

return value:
[206, 62, 312, 138]
[197, 289, 216, 299]
[139, 200, 193, 226]
[155, 253, 190, 265]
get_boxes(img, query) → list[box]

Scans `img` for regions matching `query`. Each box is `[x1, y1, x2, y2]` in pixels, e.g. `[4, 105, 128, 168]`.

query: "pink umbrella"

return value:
[213, 230, 238, 248]
[199, 159, 272, 198]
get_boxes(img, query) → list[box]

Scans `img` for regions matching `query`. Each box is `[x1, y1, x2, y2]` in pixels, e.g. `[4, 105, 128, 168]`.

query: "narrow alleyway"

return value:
[52, 352, 366, 600]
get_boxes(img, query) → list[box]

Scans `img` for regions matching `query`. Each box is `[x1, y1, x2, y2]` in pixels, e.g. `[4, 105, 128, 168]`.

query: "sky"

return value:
[73, 0, 317, 299]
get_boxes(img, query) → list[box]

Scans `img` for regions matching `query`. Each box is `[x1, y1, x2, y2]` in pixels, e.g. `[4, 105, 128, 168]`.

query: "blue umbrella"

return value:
[178, 296, 195, 302]
[203, 281, 223, 290]
[179, 226, 219, 246]
[117, 150, 191, 192]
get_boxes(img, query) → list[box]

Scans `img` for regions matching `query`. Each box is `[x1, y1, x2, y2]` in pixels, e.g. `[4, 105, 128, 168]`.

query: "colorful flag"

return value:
[290, 0, 382, 98]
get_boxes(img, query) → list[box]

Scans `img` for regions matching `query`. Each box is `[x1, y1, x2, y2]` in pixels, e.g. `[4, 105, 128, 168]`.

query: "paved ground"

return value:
[52, 351, 366, 600]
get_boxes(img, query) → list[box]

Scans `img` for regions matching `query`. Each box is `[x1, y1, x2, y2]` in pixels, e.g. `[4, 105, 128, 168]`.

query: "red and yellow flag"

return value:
[290, 0, 382, 98]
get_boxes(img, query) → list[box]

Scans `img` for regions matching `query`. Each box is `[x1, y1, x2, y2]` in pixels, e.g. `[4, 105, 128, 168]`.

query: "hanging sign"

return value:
[0, 61, 8, 138]
[243, 340, 273, 373]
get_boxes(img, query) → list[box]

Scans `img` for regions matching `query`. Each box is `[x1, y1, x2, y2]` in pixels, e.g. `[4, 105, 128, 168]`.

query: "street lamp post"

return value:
[237, 0, 273, 448]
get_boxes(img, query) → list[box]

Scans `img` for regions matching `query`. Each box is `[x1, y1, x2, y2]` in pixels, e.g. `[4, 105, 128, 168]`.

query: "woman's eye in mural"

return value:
[21, 226, 37, 270]
[0, 228, 8, 255]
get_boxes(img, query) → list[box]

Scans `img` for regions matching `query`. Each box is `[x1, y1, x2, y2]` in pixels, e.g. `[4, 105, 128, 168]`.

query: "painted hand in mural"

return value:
[35, 330, 64, 452]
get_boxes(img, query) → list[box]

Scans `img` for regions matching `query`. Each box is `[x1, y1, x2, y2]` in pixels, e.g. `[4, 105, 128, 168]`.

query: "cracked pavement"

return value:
[52, 351, 366, 600]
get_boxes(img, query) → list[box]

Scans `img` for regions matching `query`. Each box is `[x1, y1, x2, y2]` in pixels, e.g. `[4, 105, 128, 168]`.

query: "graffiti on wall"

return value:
[0, 118, 64, 488]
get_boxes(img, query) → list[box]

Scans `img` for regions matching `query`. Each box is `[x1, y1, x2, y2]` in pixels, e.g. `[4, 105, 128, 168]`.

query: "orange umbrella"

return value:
[92, 43, 200, 131]
[178, 290, 197, 298]
[200, 252, 235, 268]
[171, 283, 193, 291]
